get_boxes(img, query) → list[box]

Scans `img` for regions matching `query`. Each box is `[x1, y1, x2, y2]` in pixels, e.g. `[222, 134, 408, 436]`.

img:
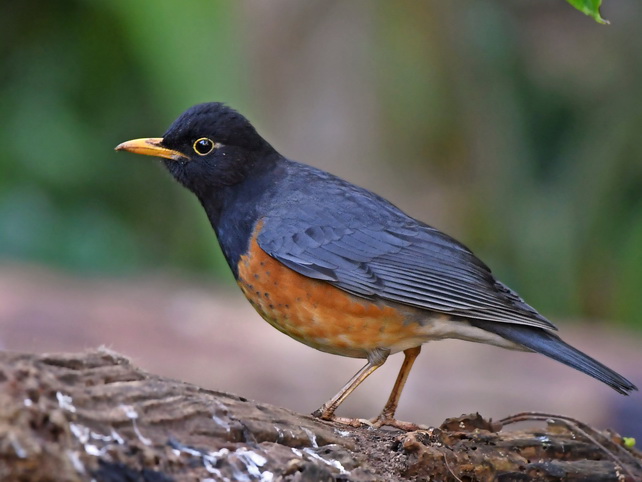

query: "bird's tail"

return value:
[470, 320, 638, 395]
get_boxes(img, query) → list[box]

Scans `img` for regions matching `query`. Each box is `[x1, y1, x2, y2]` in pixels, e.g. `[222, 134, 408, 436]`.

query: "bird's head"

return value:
[116, 103, 276, 196]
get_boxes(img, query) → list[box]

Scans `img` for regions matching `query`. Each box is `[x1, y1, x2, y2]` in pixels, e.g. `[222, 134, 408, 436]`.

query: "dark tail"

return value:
[470, 320, 638, 395]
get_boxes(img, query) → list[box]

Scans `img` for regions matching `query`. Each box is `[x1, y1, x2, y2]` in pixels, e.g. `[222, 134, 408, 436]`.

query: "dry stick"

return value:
[443, 452, 463, 482]
[500, 411, 640, 481]
[501, 411, 640, 466]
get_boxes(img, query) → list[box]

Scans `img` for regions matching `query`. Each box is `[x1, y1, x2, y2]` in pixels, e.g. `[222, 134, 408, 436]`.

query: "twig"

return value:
[500, 411, 640, 481]
[442, 452, 463, 482]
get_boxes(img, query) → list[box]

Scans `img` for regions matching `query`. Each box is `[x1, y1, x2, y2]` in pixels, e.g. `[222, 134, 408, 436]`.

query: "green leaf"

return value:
[623, 437, 636, 448]
[565, 0, 609, 24]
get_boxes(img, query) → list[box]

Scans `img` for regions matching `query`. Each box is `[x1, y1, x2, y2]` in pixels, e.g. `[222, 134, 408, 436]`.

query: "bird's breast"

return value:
[236, 224, 432, 358]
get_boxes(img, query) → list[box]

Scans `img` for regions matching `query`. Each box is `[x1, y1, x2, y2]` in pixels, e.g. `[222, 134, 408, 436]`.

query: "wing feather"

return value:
[256, 167, 555, 331]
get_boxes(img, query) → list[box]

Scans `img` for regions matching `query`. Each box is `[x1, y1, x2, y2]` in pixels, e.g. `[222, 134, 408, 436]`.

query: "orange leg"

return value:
[371, 346, 422, 430]
[313, 348, 389, 425]
[313, 346, 424, 430]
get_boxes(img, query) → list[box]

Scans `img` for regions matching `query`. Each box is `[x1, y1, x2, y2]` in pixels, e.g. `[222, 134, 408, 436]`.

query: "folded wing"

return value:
[257, 191, 556, 332]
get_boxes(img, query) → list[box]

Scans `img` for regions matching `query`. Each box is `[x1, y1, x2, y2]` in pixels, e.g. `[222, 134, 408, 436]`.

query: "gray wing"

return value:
[257, 182, 556, 331]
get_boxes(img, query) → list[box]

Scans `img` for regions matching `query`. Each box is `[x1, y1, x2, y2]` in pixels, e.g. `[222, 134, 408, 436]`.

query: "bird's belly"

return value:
[236, 240, 429, 358]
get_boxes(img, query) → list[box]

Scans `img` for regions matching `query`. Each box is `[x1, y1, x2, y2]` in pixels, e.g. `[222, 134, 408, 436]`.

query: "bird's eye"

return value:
[193, 138, 216, 156]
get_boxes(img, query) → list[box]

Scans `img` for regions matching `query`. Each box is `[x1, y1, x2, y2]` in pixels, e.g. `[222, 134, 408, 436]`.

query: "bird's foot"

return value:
[313, 409, 425, 431]
[312, 407, 377, 428]
[321, 415, 374, 428]
[369, 414, 427, 432]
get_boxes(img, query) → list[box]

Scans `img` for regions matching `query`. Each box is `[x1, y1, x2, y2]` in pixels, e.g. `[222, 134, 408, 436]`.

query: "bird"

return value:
[116, 102, 637, 429]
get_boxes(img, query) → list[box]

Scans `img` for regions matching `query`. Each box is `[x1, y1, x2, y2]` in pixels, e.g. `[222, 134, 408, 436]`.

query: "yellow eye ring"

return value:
[193, 138, 216, 156]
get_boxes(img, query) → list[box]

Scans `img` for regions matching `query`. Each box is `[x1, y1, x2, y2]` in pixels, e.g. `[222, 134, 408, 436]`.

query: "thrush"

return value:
[116, 102, 637, 429]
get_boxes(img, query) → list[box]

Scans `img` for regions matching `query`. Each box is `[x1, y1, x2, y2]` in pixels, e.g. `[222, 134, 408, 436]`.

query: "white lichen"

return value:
[66, 450, 86, 474]
[119, 404, 151, 445]
[302, 427, 318, 448]
[303, 448, 349, 475]
[56, 392, 76, 413]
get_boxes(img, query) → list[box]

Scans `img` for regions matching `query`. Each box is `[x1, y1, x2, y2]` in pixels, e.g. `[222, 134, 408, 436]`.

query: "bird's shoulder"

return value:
[257, 159, 487, 282]
[263, 160, 439, 235]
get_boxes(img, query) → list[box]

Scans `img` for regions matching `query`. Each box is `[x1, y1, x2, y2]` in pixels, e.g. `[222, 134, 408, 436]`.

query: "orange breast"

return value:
[236, 225, 428, 358]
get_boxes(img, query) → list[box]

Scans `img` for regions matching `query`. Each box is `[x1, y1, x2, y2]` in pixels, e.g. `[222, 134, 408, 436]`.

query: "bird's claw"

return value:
[314, 410, 426, 431]
[369, 415, 427, 431]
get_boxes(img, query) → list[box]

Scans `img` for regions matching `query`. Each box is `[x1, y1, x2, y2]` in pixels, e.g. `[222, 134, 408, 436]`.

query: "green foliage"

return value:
[0, 0, 245, 278]
[566, 0, 608, 24]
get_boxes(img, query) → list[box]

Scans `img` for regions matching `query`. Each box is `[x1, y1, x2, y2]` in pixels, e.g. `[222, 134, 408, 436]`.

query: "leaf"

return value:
[565, 0, 609, 24]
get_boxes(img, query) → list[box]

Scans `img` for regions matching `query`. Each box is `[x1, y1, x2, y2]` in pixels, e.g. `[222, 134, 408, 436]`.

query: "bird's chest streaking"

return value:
[236, 229, 430, 359]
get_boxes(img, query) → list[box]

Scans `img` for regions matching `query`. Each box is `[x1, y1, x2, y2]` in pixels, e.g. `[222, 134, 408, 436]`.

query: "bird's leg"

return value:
[370, 345, 423, 431]
[312, 348, 389, 426]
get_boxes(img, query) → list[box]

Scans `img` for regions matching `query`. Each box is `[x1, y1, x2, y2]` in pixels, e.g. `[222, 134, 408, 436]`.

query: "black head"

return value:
[116, 103, 278, 197]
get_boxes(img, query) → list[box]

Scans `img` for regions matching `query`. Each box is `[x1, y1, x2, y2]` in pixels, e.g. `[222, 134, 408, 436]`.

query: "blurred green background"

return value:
[2, 0, 642, 328]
